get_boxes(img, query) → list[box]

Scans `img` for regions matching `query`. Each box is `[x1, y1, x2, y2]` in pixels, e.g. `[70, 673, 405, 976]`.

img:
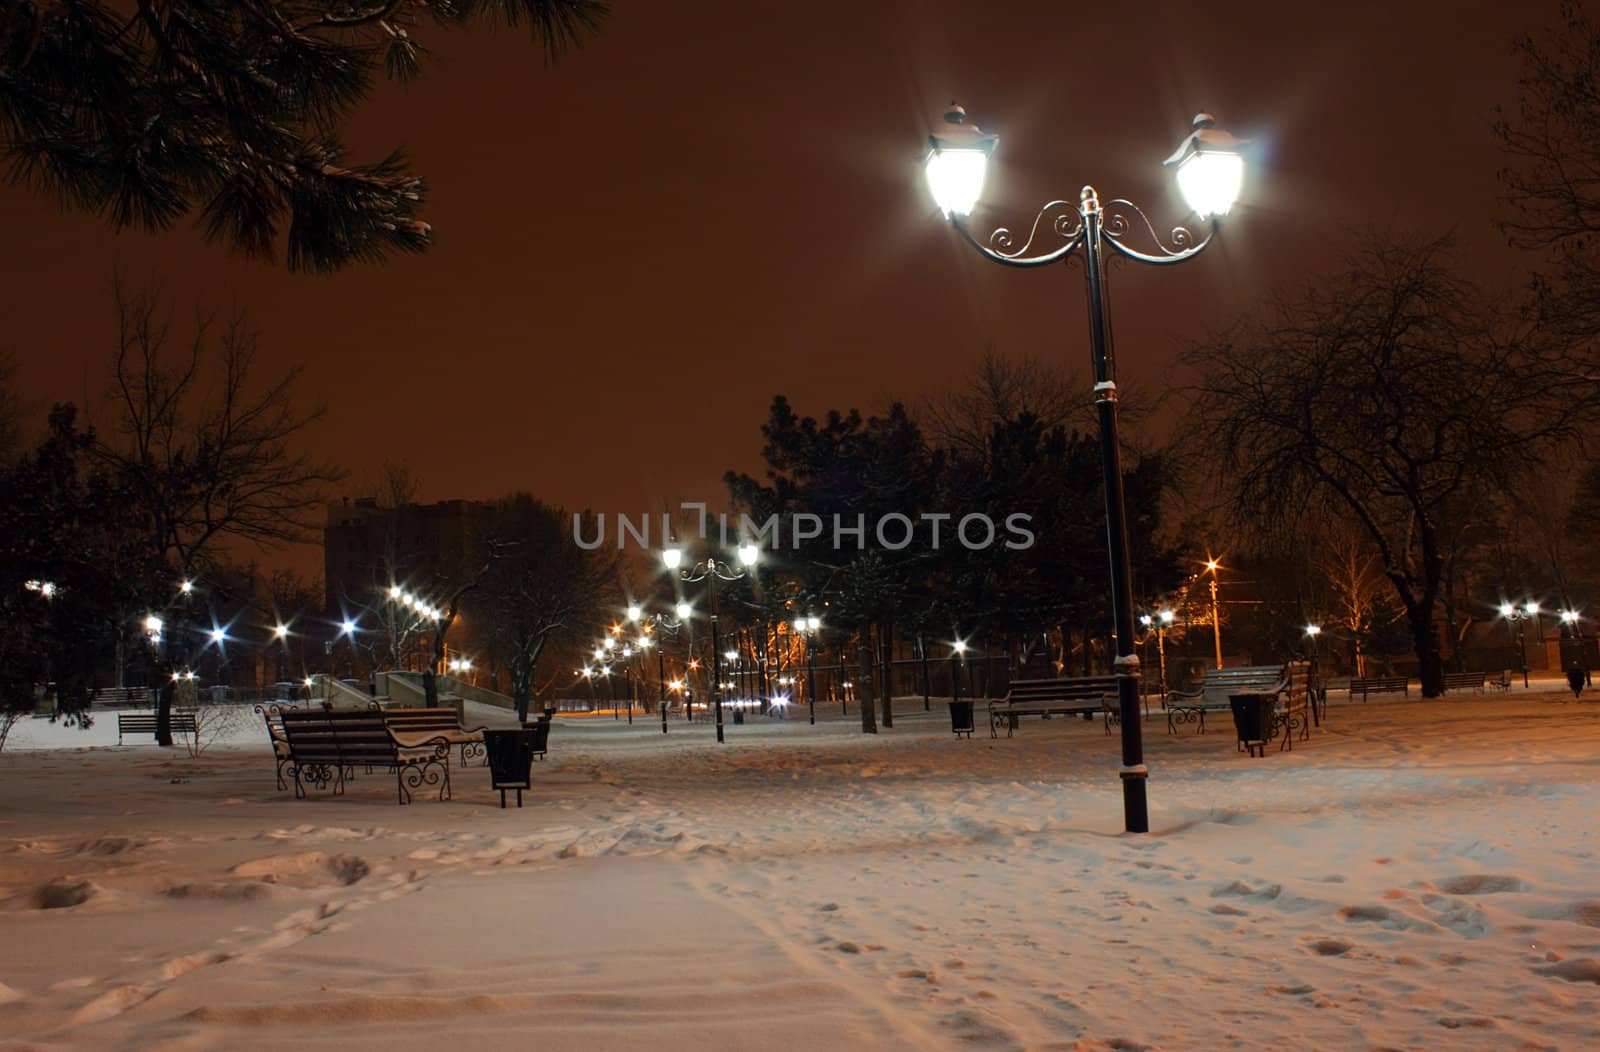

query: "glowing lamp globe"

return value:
[675, 601, 692, 620]
[807, 615, 820, 630]
[737, 544, 759, 567]
[924, 102, 996, 218]
[626, 604, 642, 622]
[1163, 114, 1247, 219]
[662, 547, 683, 570]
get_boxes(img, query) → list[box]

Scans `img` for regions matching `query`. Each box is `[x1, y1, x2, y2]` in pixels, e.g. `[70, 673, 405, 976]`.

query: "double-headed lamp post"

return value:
[925, 103, 1247, 834]
[664, 543, 759, 743]
[628, 601, 689, 734]
[1137, 608, 1175, 698]
[793, 614, 823, 724]
[1498, 601, 1536, 688]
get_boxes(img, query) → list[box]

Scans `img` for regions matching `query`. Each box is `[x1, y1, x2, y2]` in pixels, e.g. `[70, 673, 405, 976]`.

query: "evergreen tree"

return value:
[0, 2, 605, 271]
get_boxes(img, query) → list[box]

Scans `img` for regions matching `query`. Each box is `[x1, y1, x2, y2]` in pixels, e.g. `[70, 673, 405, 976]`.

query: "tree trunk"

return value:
[858, 636, 877, 734]
[878, 617, 894, 728]
[156, 679, 174, 747]
[1405, 601, 1444, 697]
[919, 634, 931, 711]
[511, 655, 532, 723]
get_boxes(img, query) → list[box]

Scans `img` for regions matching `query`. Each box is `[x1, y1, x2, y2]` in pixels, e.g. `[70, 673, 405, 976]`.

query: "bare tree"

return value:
[469, 497, 618, 721]
[1185, 236, 1600, 696]
[923, 347, 1160, 458]
[924, 348, 1085, 456]
[1318, 526, 1396, 678]
[1495, 0, 1600, 344]
[94, 282, 340, 742]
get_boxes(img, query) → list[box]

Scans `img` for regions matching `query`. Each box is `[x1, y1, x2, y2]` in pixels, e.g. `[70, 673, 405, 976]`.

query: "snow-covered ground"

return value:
[1, 690, 1597, 1050]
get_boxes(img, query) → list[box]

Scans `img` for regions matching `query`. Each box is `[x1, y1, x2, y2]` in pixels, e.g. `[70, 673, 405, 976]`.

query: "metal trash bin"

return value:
[1230, 693, 1273, 758]
[483, 728, 538, 808]
[950, 700, 975, 738]
[732, 708, 745, 725]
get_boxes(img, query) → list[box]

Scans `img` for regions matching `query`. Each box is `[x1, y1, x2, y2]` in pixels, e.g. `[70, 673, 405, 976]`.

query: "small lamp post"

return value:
[667, 543, 757, 743]
[793, 614, 823, 724]
[1205, 558, 1224, 671]
[629, 602, 685, 734]
[1498, 601, 1533, 688]
[1304, 623, 1323, 725]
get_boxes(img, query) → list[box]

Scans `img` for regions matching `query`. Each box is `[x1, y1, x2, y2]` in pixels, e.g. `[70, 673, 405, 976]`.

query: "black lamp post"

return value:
[925, 104, 1248, 834]
[628, 601, 689, 734]
[1499, 601, 1534, 688]
[793, 614, 822, 724]
[665, 544, 758, 743]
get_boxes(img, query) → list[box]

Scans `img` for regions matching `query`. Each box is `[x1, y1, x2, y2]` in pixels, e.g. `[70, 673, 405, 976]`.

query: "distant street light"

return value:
[926, 101, 1246, 834]
[1498, 601, 1533, 688]
[667, 545, 754, 743]
[1204, 558, 1225, 671]
[630, 603, 685, 734]
[794, 615, 823, 724]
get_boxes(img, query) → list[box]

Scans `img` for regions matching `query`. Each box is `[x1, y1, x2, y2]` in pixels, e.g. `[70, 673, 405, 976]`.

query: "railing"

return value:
[310, 674, 373, 710]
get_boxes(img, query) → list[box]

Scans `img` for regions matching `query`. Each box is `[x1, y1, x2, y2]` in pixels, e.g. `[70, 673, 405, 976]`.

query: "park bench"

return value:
[1165, 665, 1283, 735]
[280, 709, 452, 804]
[519, 716, 552, 761]
[1348, 676, 1409, 702]
[253, 703, 301, 790]
[1273, 661, 1315, 753]
[988, 675, 1120, 738]
[116, 710, 197, 744]
[379, 706, 488, 766]
[1442, 671, 1487, 694]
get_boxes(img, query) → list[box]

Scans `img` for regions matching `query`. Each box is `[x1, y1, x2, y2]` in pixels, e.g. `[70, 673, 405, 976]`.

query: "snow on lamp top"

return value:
[1165, 113, 1248, 219]
[925, 102, 996, 218]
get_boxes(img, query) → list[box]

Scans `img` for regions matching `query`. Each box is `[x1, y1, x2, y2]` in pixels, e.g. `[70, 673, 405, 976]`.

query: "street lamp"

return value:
[927, 104, 1246, 834]
[1498, 601, 1532, 688]
[669, 545, 754, 743]
[793, 615, 823, 724]
[1204, 558, 1225, 671]
[631, 602, 686, 734]
[1304, 623, 1324, 725]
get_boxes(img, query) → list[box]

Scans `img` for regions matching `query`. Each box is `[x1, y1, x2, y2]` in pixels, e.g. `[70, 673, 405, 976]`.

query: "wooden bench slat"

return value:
[989, 676, 1121, 738]
[279, 711, 453, 804]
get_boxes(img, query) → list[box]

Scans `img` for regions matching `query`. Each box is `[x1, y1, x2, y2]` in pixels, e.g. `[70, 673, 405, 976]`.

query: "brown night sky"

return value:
[0, 0, 1543, 575]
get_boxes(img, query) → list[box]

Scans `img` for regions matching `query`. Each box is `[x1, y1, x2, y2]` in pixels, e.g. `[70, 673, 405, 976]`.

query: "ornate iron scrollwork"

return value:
[290, 761, 340, 799]
[954, 200, 1085, 267]
[398, 749, 451, 805]
[1100, 199, 1214, 265]
[1166, 706, 1206, 734]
